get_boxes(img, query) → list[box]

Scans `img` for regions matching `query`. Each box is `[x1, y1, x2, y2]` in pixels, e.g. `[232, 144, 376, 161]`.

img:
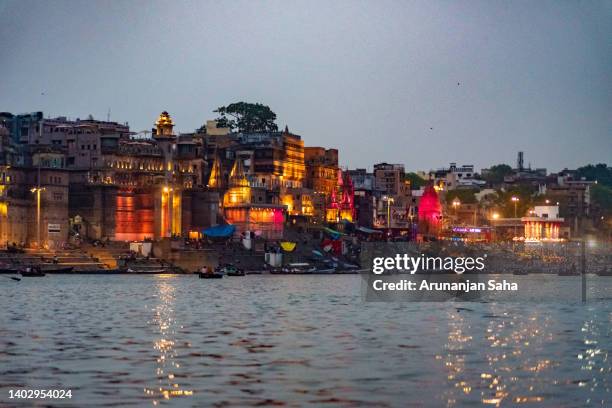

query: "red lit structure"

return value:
[418, 184, 442, 237]
[326, 169, 355, 223]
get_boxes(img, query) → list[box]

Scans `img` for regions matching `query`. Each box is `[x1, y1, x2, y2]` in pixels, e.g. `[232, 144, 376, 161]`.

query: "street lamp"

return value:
[31, 187, 46, 248]
[452, 199, 460, 225]
[383, 196, 394, 231]
[511, 196, 519, 238]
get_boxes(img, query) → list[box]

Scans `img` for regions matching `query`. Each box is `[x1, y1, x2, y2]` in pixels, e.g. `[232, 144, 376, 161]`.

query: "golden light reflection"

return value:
[143, 277, 193, 403]
[441, 310, 474, 406]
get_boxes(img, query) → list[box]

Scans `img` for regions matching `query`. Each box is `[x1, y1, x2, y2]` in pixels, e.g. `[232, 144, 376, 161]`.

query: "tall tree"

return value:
[575, 163, 612, 187]
[214, 102, 278, 133]
[483, 164, 513, 184]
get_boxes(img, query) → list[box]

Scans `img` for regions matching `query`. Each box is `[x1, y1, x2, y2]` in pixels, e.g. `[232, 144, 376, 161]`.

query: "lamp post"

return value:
[452, 199, 460, 225]
[491, 212, 499, 242]
[383, 196, 394, 234]
[31, 187, 45, 248]
[511, 196, 519, 239]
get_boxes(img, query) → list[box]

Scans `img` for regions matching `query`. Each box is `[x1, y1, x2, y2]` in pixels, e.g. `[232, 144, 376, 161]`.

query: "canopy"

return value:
[323, 227, 346, 240]
[280, 241, 297, 252]
[357, 226, 383, 234]
[203, 224, 236, 238]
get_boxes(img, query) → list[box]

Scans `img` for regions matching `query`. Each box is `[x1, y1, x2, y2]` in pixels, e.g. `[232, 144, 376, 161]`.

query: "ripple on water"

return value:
[0, 274, 610, 407]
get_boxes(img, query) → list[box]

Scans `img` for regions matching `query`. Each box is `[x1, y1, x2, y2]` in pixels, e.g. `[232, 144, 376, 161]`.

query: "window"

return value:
[53, 192, 63, 201]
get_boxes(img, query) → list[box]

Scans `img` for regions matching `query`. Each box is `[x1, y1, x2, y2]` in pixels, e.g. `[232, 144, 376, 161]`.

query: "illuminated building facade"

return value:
[521, 205, 564, 241]
[0, 110, 219, 243]
[304, 147, 338, 222]
[0, 123, 70, 248]
[326, 169, 354, 223]
[222, 158, 285, 239]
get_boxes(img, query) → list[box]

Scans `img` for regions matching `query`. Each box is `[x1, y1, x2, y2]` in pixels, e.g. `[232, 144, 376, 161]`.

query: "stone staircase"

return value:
[82, 241, 130, 269]
[0, 248, 107, 271]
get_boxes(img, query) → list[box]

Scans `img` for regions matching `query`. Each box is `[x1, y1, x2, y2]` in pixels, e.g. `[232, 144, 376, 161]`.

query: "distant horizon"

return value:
[1, 1, 610, 172]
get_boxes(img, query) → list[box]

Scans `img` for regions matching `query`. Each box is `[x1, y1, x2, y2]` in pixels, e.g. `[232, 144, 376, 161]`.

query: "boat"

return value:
[199, 272, 223, 279]
[217, 264, 245, 276]
[226, 270, 245, 276]
[38, 265, 74, 273]
[596, 269, 612, 276]
[280, 263, 317, 274]
[20, 267, 45, 277]
[309, 268, 336, 274]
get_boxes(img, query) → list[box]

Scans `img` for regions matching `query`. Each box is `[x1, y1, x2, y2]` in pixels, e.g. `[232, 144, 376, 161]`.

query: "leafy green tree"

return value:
[483, 164, 513, 184]
[403, 172, 426, 190]
[494, 187, 536, 218]
[591, 184, 612, 215]
[575, 163, 612, 187]
[214, 102, 278, 133]
[445, 189, 478, 204]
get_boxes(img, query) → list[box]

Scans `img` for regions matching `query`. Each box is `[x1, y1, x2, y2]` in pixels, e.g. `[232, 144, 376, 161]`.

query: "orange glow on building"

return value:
[225, 205, 284, 239]
[115, 190, 155, 241]
[172, 190, 181, 236]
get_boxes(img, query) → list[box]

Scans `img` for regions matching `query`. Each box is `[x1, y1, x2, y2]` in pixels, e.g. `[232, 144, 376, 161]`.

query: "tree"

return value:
[483, 164, 513, 184]
[445, 189, 478, 204]
[403, 172, 426, 190]
[575, 163, 612, 187]
[214, 102, 278, 133]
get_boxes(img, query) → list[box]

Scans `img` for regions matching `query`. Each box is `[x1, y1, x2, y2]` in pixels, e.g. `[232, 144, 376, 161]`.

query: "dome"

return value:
[155, 111, 174, 127]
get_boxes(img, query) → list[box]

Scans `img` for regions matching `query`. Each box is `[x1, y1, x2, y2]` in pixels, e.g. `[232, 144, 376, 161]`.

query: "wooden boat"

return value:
[20, 267, 45, 277]
[125, 268, 169, 274]
[596, 269, 612, 276]
[220, 265, 245, 276]
[227, 270, 245, 276]
[39, 265, 74, 273]
[199, 272, 223, 279]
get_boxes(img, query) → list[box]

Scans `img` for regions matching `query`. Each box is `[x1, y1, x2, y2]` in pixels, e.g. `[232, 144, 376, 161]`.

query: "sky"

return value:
[0, 0, 610, 173]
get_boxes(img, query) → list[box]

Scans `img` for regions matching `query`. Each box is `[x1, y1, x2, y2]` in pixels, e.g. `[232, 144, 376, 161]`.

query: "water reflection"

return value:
[579, 311, 610, 405]
[144, 275, 193, 404]
[441, 309, 474, 406]
[0, 275, 609, 406]
[480, 308, 548, 406]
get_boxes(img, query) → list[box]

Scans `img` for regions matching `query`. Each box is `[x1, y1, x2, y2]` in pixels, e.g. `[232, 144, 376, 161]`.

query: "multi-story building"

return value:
[374, 162, 405, 196]
[430, 163, 485, 191]
[304, 147, 338, 222]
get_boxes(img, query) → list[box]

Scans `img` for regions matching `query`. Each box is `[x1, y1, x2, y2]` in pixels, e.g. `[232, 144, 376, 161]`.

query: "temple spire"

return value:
[229, 158, 249, 187]
[207, 152, 222, 189]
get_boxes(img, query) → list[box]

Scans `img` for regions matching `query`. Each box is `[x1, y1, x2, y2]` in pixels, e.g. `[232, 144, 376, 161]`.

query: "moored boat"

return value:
[199, 272, 223, 279]
[20, 267, 45, 277]
[217, 264, 245, 276]
[38, 265, 74, 273]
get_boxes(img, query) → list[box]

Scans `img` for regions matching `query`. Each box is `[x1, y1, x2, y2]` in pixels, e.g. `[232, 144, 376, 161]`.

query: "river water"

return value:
[0, 274, 610, 407]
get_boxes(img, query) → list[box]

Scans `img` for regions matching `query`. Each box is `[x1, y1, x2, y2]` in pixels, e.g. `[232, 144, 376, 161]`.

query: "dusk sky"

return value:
[1, 0, 610, 173]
